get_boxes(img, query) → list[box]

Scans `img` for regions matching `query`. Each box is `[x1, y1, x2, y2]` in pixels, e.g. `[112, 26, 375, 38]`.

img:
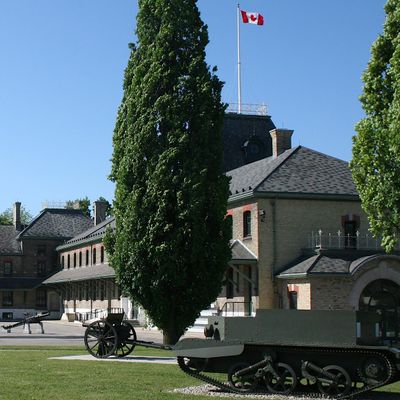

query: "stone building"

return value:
[43, 208, 143, 323]
[220, 127, 400, 342]
[0, 203, 92, 320]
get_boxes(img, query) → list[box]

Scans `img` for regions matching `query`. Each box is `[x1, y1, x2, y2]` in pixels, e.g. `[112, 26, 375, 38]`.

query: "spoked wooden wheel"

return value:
[317, 365, 352, 397]
[228, 362, 258, 393]
[115, 321, 137, 358]
[264, 362, 297, 394]
[84, 320, 117, 358]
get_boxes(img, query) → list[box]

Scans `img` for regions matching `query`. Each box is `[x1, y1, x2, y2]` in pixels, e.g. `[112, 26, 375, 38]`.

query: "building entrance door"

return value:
[359, 279, 400, 342]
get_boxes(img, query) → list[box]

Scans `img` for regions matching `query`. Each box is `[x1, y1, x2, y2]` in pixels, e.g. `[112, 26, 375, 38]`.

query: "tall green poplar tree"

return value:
[351, 0, 400, 252]
[105, 0, 231, 344]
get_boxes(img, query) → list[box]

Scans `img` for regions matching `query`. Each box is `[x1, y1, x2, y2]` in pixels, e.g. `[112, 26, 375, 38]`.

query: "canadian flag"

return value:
[241, 10, 264, 26]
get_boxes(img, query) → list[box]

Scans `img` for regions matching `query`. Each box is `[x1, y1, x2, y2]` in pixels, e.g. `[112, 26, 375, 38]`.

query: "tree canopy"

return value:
[0, 206, 32, 226]
[65, 197, 91, 217]
[351, 0, 400, 252]
[105, 0, 231, 344]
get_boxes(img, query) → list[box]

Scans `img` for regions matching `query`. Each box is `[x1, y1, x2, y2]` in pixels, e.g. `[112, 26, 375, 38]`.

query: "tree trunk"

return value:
[162, 320, 182, 345]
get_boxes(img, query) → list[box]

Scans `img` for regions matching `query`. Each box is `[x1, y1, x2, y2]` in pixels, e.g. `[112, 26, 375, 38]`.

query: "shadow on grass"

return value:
[362, 392, 400, 399]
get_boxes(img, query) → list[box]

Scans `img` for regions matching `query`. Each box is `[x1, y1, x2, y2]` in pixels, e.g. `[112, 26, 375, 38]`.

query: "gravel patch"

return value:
[171, 384, 326, 400]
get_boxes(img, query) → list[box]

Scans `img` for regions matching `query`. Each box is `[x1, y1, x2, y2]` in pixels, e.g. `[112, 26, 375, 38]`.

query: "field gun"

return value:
[2, 311, 50, 334]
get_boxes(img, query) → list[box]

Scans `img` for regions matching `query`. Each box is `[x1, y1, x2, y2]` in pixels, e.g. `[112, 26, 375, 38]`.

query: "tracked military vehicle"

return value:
[174, 309, 400, 398]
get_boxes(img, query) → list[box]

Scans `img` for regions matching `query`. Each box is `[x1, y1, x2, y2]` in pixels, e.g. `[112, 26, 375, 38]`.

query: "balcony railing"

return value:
[218, 302, 255, 317]
[226, 103, 268, 116]
[308, 230, 400, 251]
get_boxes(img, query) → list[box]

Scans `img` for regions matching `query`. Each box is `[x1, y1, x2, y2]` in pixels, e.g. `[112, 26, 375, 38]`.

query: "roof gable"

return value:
[227, 146, 358, 200]
[18, 209, 93, 240]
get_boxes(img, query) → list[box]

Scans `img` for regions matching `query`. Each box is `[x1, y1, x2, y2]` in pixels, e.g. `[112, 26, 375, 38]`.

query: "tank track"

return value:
[177, 347, 396, 399]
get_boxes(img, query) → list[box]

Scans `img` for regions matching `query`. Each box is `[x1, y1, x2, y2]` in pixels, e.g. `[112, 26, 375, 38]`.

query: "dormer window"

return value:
[241, 136, 265, 164]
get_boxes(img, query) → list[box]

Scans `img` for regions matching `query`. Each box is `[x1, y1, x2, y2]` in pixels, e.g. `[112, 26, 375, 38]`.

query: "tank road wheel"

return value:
[264, 362, 297, 395]
[228, 362, 258, 393]
[317, 365, 352, 398]
[177, 356, 208, 373]
[360, 357, 390, 384]
[115, 321, 137, 358]
[84, 320, 117, 358]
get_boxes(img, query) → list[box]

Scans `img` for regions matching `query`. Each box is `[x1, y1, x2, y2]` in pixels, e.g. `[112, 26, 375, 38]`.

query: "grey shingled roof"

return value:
[43, 264, 115, 284]
[230, 240, 257, 264]
[228, 146, 358, 199]
[0, 226, 21, 254]
[279, 255, 352, 277]
[57, 217, 115, 250]
[18, 209, 93, 239]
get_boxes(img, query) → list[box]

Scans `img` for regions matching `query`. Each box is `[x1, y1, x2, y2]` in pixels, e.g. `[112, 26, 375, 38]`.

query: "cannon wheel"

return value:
[115, 321, 137, 358]
[84, 320, 118, 358]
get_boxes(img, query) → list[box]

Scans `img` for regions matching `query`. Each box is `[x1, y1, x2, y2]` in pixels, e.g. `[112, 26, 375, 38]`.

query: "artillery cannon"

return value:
[83, 313, 172, 358]
[2, 311, 50, 334]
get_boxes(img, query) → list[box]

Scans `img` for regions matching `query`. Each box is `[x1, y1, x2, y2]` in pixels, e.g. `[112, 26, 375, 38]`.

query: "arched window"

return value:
[359, 279, 400, 341]
[79, 251, 82, 267]
[93, 248, 97, 265]
[86, 250, 89, 266]
[243, 211, 251, 237]
[67, 254, 70, 269]
[73, 253, 77, 268]
[100, 246, 104, 263]
[226, 215, 233, 239]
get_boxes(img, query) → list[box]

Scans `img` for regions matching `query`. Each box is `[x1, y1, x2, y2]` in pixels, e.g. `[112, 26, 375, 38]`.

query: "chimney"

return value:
[94, 200, 108, 226]
[270, 128, 293, 158]
[13, 202, 21, 231]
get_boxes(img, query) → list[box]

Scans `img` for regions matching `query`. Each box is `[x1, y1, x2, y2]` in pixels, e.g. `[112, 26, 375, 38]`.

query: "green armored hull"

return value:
[174, 309, 400, 398]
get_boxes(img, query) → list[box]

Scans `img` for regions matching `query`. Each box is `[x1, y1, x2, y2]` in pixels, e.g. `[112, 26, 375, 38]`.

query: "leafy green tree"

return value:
[65, 197, 91, 217]
[105, 0, 231, 344]
[0, 206, 33, 226]
[97, 196, 113, 217]
[351, 0, 400, 252]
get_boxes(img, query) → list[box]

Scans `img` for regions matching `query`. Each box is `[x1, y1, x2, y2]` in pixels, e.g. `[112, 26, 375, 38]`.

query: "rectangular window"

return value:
[4, 261, 12, 276]
[226, 268, 234, 299]
[93, 248, 97, 265]
[79, 252, 82, 267]
[3, 291, 13, 306]
[61, 255, 65, 268]
[36, 245, 46, 256]
[36, 289, 47, 308]
[37, 262, 46, 276]
[86, 250, 89, 266]
[288, 291, 298, 310]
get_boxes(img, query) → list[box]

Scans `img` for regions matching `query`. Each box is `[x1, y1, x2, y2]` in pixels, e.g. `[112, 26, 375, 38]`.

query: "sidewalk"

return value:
[0, 320, 202, 346]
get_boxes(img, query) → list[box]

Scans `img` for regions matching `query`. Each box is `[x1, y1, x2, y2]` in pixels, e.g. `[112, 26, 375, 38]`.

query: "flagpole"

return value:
[237, 3, 242, 114]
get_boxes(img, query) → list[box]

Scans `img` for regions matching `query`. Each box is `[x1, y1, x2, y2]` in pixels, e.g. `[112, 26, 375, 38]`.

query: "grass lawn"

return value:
[0, 346, 399, 400]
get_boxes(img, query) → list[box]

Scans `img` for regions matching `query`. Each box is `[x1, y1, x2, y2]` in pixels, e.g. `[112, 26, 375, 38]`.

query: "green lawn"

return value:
[0, 346, 399, 400]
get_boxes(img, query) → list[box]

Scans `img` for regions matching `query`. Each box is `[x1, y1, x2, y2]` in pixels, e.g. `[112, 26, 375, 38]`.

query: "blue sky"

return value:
[0, 0, 386, 217]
